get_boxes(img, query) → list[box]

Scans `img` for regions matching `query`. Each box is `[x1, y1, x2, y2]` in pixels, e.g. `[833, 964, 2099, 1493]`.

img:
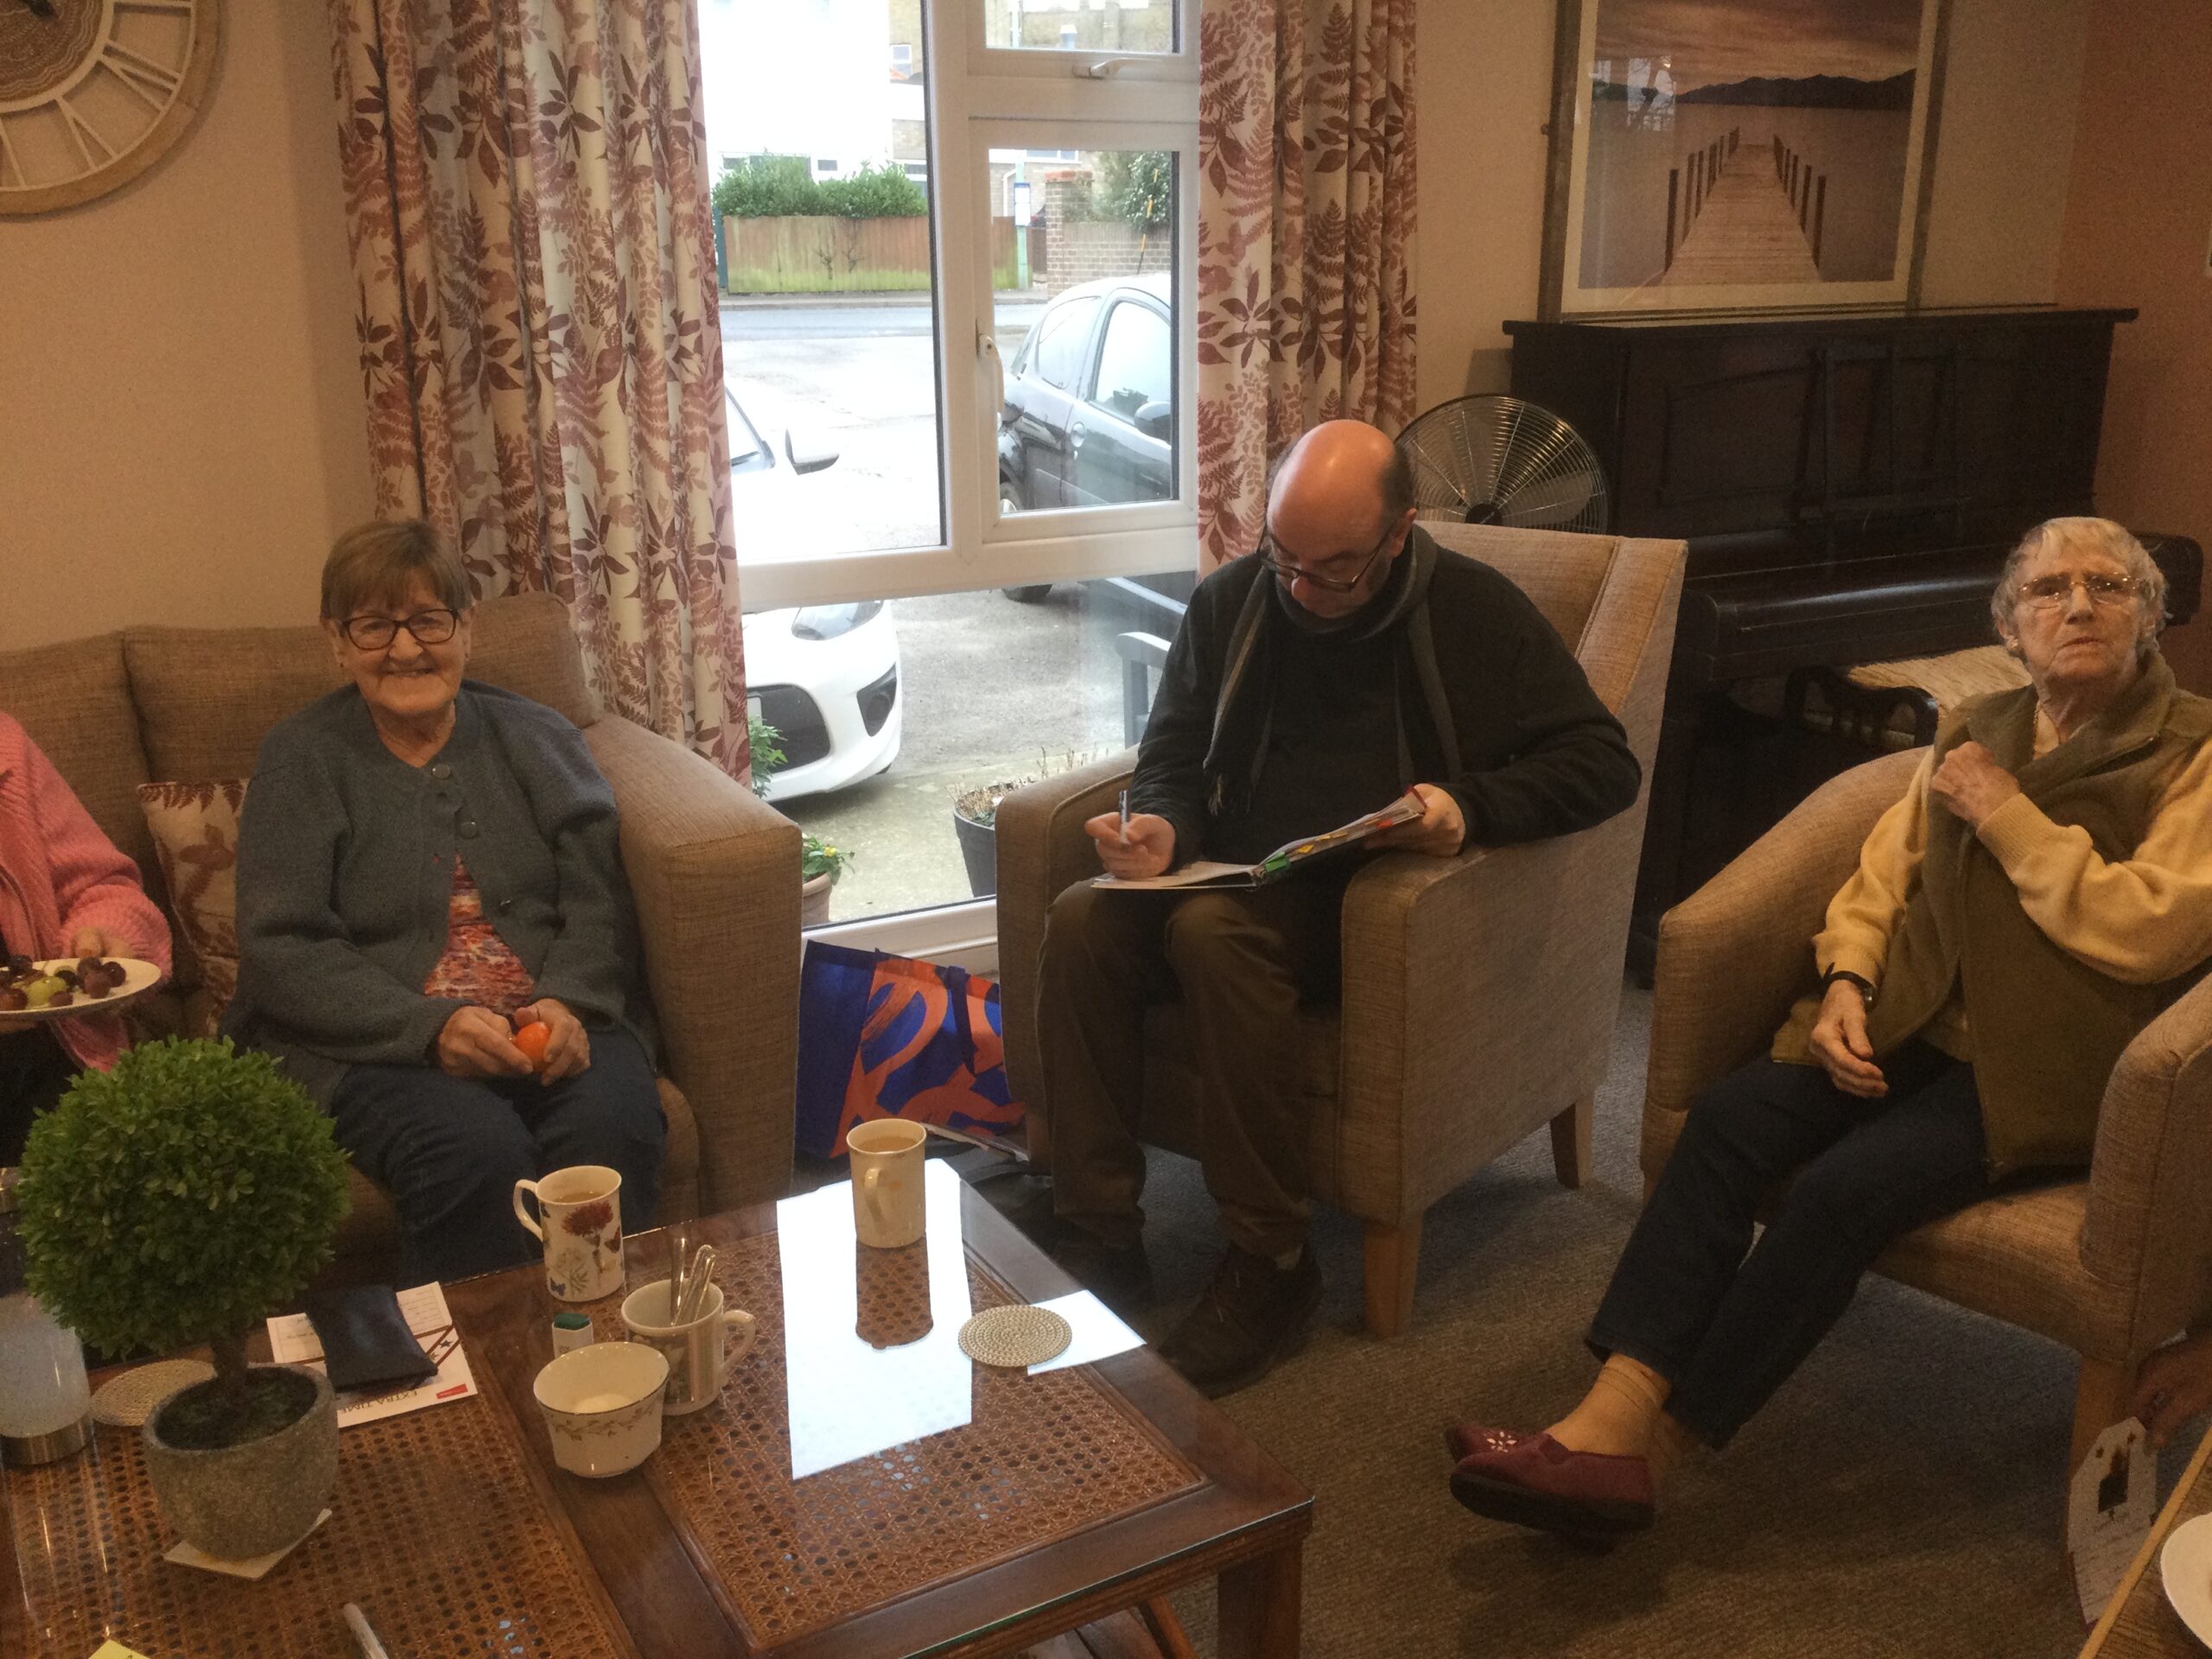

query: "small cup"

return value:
[848, 1119, 927, 1249]
[531, 1342, 668, 1478]
[620, 1279, 757, 1415]
[513, 1165, 625, 1302]
[855, 1236, 933, 1350]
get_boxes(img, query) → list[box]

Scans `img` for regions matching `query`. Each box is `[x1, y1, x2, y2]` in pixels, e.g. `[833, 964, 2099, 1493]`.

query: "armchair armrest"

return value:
[994, 752, 1136, 1133]
[1643, 747, 1922, 1179]
[1337, 804, 1644, 1215]
[585, 716, 800, 1212]
[2082, 970, 2212, 1354]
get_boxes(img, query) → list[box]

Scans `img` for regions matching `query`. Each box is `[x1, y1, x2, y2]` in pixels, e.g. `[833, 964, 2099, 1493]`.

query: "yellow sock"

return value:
[1546, 1355, 1671, 1460]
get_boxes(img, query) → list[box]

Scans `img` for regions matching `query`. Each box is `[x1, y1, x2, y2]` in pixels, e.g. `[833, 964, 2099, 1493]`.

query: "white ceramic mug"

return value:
[620, 1279, 757, 1414]
[531, 1341, 668, 1478]
[847, 1119, 927, 1249]
[513, 1165, 625, 1302]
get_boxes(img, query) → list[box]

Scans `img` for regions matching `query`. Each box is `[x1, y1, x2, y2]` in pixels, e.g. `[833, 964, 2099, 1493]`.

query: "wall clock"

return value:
[0, 0, 219, 216]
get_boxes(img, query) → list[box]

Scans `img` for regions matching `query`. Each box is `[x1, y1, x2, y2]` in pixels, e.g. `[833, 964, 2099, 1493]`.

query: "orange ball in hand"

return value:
[512, 1020, 552, 1070]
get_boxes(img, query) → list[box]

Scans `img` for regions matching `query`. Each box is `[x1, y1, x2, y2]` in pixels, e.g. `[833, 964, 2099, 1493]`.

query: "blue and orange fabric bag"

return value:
[793, 941, 1024, 1158]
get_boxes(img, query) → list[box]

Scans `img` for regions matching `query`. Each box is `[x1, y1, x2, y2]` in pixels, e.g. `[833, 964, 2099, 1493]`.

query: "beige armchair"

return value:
[0, 594, 799, 1281]
[996, 524, 1686, 1338]
[1644, 749, 2212, 1474]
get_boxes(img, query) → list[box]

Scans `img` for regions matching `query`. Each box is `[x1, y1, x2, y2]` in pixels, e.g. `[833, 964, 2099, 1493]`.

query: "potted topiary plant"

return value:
[17, 1037, 352, 1559]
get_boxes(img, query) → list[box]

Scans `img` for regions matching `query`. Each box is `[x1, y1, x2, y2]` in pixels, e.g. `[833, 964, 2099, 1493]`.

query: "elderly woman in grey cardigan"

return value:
[227, 521, 662, 1283]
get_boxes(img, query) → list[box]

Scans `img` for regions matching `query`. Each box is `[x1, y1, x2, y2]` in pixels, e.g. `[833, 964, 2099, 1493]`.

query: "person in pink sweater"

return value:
[1, 711, 172, 1161]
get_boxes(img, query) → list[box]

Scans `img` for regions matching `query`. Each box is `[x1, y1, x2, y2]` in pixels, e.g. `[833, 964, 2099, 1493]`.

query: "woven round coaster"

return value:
[957, 1305, 1071, 1370]
[91, 1358, 215, 1428]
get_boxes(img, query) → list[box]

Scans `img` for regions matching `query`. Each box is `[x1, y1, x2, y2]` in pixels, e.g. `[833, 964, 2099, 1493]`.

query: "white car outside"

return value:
[728, 381, 902, 801]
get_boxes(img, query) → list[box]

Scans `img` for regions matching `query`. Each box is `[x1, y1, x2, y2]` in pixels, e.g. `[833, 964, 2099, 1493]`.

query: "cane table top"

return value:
[2081, 1422, 2212, 1659]
[2, 1166, 1311, 1659]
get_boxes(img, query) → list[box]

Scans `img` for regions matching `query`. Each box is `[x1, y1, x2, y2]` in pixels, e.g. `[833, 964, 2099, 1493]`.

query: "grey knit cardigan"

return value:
[224, 681, 653, 1107]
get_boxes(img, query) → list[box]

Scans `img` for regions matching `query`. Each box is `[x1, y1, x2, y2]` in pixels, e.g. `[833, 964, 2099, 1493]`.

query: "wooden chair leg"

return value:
[1549, 1096, 1594, 1190]
[2070, 1355, 2133, 1476]
[1362, 1217, 1423, 1339]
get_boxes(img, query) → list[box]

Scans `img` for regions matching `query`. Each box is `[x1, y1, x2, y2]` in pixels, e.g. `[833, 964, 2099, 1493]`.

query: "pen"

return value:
[343, 1602, 392, 1659]
[1118, 788, 1129, 846]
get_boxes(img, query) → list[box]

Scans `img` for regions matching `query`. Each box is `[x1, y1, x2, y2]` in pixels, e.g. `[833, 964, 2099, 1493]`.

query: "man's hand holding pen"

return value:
[1085, 794, 1176, 880]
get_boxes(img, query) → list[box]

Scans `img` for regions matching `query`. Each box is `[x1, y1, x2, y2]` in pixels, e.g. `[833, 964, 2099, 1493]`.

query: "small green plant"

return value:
[802, 834, 851, 883]
[748, 712, 786, 799]
[18, 1038, 351, 1432]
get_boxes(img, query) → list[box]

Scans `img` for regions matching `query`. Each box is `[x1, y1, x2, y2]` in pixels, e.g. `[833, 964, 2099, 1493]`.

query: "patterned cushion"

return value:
[136, 779, 246, 1036]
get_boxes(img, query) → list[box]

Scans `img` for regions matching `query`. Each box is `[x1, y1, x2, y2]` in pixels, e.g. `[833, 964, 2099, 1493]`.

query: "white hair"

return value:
[1991, 516, 2166, 664]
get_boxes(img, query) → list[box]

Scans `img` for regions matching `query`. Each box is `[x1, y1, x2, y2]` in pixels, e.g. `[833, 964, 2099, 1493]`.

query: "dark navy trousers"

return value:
[328, 1027, 664, 1286]
[1589, 1042, 1995, 1447]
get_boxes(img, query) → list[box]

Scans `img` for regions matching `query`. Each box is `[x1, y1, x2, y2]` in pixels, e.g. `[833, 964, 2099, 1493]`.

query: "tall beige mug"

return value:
[513, 1165, 626, 1302]
[848, 1119, 927, 1248]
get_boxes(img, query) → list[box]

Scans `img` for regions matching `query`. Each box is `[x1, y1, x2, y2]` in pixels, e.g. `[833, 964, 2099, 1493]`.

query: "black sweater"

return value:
[1129, 542, 1643, 866]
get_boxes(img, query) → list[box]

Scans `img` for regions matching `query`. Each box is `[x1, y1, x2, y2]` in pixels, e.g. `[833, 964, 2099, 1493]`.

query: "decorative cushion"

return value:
[136, 779, 246, 1036]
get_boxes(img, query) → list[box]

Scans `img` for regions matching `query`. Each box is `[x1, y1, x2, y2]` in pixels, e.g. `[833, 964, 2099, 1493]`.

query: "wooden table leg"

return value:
[1217, 1543, 1301, 1657]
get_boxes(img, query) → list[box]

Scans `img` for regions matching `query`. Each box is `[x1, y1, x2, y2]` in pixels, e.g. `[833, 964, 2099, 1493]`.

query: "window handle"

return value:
[1077, 56, 1144, 79]
[978, 328, 1005, 420]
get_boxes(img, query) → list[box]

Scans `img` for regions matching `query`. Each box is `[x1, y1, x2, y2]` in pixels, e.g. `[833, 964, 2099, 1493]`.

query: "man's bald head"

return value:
[1268, 419, 1414, 535]
[1262, 420, 1419, 618]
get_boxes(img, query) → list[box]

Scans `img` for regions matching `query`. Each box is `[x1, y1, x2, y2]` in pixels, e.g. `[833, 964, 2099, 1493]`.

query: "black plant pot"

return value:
[952, 807, 996, 898]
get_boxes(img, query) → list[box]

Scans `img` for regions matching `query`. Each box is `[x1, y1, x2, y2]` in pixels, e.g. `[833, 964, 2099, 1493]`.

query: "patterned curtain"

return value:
[328, 0, 748, 775]
[1195, 0, 1418, 567]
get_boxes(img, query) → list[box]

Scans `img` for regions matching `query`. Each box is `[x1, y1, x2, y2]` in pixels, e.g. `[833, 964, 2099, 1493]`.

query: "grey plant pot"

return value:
[141, 1364, 337, 1560]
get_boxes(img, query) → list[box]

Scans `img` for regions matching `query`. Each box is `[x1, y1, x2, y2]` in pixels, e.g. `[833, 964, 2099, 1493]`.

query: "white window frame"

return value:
[736, 0, 1199, 615]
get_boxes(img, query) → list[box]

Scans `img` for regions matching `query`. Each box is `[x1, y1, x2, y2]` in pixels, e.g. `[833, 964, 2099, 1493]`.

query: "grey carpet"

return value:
[1126, 984, 2207, 1658]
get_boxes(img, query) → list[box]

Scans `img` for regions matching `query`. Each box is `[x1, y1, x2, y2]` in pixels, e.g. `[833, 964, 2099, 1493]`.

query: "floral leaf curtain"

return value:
[329, 0, 747, 775]
[1196, 0, 1417, 567]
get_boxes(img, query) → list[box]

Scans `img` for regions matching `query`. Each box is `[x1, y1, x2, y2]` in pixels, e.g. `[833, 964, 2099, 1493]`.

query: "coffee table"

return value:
[2, 1171, 1311, 1658]
[2080, 1421, 2212, 1659]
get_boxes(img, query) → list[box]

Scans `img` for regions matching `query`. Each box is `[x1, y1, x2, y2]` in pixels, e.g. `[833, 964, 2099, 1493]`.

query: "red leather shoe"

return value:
[1448, 1427, 1656, 1538]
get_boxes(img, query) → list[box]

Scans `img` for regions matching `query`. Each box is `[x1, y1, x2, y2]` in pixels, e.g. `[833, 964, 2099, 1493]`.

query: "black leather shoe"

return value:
[1050, 1228, 1154, 1316]
[1157, 1244, 1321, 1398]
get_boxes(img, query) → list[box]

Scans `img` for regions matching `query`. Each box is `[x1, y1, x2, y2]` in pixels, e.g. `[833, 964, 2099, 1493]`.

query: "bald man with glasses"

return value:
[1034, 418, 1642, 1396]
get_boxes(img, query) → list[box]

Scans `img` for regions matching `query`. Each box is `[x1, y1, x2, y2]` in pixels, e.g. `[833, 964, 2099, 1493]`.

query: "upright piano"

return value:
[1504, 307, 2202, 970]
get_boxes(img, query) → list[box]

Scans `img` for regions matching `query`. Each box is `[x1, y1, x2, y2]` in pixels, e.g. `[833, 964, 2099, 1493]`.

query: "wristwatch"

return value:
[1819, 968, 1876, 1005]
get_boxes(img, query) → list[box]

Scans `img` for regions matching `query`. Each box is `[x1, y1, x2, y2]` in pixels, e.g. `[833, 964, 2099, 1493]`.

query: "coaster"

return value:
[91, 1359, 216, 1428]
[957, 1305, 1072, 1370]
[163, 1508, 331, 1580]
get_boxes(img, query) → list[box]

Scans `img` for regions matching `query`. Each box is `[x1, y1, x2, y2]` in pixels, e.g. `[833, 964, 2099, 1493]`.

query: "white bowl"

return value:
[2161, 1510, 2212, 1646]
[531, 1342, 669, 1478]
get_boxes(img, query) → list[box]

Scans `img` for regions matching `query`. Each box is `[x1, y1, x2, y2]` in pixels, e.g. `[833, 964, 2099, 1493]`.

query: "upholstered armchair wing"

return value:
[997, 525, 1686, 1338]
[1643, 747, 2212, 1475]
[582, 716, 801, 1217]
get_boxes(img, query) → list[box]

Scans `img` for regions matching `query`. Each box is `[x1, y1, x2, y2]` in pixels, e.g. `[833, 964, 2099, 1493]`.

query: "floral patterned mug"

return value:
[513, 1165, 625, 1302]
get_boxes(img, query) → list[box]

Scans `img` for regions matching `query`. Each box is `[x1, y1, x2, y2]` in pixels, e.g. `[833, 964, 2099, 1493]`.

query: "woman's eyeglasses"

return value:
[2017, 574, 2139, 612]
[340, 608, 460, 651]
[1258, 525, 1395, 594]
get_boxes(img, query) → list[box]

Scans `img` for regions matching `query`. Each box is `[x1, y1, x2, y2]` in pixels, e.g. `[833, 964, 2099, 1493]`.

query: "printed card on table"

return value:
[265, 1282, 477, 1427]
[2067, 1416, 2154, 1626]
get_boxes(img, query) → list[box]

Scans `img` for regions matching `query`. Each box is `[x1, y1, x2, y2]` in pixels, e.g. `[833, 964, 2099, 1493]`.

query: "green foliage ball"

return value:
[16, 1038, 351, 1359]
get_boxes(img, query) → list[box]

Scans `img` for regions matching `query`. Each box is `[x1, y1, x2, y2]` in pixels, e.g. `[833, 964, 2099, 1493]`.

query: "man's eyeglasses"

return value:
[1258, 524, 1395, 594]
[340, 608, 461, 651]
[2017, 574, 2139, 612]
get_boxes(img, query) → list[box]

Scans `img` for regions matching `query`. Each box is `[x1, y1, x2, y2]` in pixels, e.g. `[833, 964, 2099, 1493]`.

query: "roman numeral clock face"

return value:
[0, 0, 218, 216]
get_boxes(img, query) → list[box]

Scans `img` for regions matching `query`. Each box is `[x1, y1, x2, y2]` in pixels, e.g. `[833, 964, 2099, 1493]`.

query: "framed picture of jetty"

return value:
[1538, 0, 1948, 318]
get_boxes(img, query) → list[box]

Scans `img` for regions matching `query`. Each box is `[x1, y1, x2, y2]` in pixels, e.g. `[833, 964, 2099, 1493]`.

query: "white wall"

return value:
[0, 0, 371, 652]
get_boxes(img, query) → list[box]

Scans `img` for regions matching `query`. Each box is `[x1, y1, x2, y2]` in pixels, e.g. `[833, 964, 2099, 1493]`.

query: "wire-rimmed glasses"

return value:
[1257, 524, 1395, 594]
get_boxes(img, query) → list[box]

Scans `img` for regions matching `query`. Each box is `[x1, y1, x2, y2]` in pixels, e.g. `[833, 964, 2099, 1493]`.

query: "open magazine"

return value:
[1094, 789, 1425, 891]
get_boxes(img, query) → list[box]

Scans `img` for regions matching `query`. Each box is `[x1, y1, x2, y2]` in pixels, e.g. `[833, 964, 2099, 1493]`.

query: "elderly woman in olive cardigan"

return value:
[1447, 517, 2212, 1543]
[227, 522, 662, 1284]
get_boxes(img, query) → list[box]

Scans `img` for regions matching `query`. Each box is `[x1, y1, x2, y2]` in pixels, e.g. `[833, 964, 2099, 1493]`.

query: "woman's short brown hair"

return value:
[321, 519, 471, 622]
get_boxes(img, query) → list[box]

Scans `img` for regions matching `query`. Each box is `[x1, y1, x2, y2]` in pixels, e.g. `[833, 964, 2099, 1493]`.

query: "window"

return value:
[1032, 296, 1098, 393]
[1091, 300, 1171, 421]
[701, 1, 1199, 932]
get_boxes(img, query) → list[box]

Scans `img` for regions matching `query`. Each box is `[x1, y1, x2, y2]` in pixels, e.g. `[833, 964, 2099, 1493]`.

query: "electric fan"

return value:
[1395, 394, 1610, 533]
